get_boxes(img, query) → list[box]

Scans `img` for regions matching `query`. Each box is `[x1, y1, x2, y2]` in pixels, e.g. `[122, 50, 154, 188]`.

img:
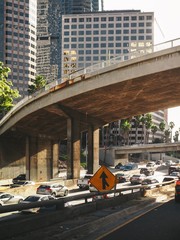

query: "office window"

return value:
[147, 16, 152, 20]
[101, 17, 106, 21]
[93, 43, 99, 48]
[123, 29, 129, 34]
[93, 50, 99, 54]
[93, 24, 99, 28]
[116, 30, 121, 34]
[86, 44, 91, 48]
[72, 18, 77, 22]
[131, 23, 137, 27]
[71, 38, 77, 42]
[79, 56, 84, 61]
[71, 44, 77, 48]
[86, 24, 91, 28]
[146, 29, 152, 33]
[101, 36, 106, 41]
[86, 56, 91, 61]
[116, 36, 121, 41]
[108, 43, 114, 47]
[146, 22, 152, 27]
[86, 37, 91, 41]
[101, 24, 106, 28]
[139, 36, 144, 40]
[79, 31, 84, 35]
[93, 30, 99, 35]
[64, 44, 69, 48]
[86, 50, 91, 54]
[108, 17, 114, 21]
[146, 35, 152, 40]
[78, 50, 84, 54]
[101, 30, 106, 34]
[78, 44, 84, 48]
[64, 25, 69, 29]
[123, 36, 129, 40]
[101, 43, 106, 48]
[131, 36, 137, 40]
[93, 37, 99, 41]
[79, 37, 84, 41]
[139, 23, 144, 27]
[101, 49, 106, 54]
[116, 17, 121, 21]
[94, 17, 99, 22]
[116, 23, 121, 28]
[86, 18, 91, 22]
[123, 23, 129, 28]
[64, 38, 69, 42]
[71, 25, 77, 29]
[71, 31, 77, 35]
[131, 16, 137, 21]
[108, 23, 114, 28]
[116, 49, 121, 54]
[79, 25, 84, 29]
[93, 56, 99, 61]
[64, 32, 69, 36]
[64, 19, 69, 23]
[131, 29, 137, 34]
[108, 36, 114, 41]
[124, 16, 129, 21]
[139, 29, 144, 34]
[139, 16, 145, 20]
[108, 30, 114, 34]
[101, 56, 106, 60]
[79, 18, 84, 22]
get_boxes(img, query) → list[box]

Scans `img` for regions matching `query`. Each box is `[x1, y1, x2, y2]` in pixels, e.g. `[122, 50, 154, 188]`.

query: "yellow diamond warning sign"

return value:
[89, 166, 116, 192]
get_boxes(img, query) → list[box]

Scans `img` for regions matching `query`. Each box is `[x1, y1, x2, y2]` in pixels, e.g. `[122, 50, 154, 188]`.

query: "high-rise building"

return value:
[36, 0, 101, 83]
[0, 0, 37, 99]
[61, 10, 154, 76]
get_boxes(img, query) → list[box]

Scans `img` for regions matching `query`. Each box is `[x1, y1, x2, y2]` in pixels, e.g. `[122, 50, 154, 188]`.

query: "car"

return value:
[115, 163, 123, 169]
[165, 160, 173, 166]
[115, 173, 130, 183]
[146, 162, 155, 168]
[141, 178, 159, 189]
[10, 181, 35, 188]
[20, 194, 56, 213]
[36, 183, 69, 197]
[140, 168, 154, 176]
[156, 160, 163, 165]
[163, 176, 179, 185]
[175, 159, 180, 164]
[170, 171, 180, 177]
[130, 174, 146, 185]
[12, 174, 26, 184]
[0, 192, 24, 206]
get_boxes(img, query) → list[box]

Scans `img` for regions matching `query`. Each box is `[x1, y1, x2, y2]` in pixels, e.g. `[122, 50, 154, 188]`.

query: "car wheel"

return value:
[52, 192, 56, 197]
[18, 199, 23, 203]
[64, 190, 68, 196]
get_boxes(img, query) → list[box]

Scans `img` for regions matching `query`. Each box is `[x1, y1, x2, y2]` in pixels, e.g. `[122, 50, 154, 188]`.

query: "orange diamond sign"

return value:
[89, 166, 116, 192]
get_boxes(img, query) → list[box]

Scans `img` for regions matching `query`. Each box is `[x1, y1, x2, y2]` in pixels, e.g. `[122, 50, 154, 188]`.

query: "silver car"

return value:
[0, 192, 24, 206]
[20, 194, 56, 213]
[36, 183, 69, 197]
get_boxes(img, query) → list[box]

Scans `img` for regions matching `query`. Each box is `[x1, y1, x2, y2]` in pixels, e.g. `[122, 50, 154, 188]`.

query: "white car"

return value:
[36, 183, 69, 197]
[130, 174, 146, 185]
[20, 194, 56, 213]
[0, 192, 24, 206]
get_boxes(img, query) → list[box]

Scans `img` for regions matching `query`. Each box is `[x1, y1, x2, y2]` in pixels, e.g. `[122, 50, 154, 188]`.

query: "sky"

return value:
[103, 0, 180, 134]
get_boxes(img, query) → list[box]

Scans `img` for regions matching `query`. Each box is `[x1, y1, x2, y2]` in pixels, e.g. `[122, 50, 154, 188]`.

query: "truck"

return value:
[77, 174, 93, 189]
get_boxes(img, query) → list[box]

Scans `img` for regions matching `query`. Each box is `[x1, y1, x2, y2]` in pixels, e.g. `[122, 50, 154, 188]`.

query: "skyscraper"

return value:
[0, 0, 37, 98]
[36, 0, 101, 83]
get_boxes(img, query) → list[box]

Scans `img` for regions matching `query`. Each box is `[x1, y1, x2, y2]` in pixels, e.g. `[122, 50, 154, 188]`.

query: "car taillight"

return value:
[46, 187, 52, 192]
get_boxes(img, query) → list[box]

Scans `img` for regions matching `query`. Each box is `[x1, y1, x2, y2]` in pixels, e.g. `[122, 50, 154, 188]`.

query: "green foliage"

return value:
[28, 75, 47, 94]
[0, 62, 20, 115]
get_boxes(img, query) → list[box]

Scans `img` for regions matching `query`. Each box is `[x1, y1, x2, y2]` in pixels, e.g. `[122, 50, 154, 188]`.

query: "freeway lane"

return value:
[100, 199, 180, 240]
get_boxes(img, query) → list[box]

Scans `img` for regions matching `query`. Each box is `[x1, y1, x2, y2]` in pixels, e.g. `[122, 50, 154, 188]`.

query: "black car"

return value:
[12, 174, 26, 184]
[140, 168, 154, 176]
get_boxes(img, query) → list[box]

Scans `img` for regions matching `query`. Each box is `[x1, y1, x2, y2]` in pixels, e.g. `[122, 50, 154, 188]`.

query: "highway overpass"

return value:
[0, 39, 180, 181]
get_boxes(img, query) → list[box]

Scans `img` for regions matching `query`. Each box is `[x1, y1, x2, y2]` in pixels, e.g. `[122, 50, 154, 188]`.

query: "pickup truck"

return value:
[77, 174, 93, 189]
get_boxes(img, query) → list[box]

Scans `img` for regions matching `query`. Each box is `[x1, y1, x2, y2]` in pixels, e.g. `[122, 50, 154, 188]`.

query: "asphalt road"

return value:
[100, 199, 180, 240]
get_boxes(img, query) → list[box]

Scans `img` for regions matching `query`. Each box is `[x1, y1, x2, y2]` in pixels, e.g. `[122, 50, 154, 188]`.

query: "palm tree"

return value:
[121, 119, 132, 145]
[169, 121, 175, 142]
[133, 115, 142, 144]
[159, 121, 166, 143]
[151, 125, 158, 143]
[145, 113, 152, 143]
[164, 128, 171, 143]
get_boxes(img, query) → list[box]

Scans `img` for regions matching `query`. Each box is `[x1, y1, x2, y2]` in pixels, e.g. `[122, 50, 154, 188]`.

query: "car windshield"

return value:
[38, 185, 50, 188]
[132, 175, 140, 178]
[24, 196, 40, 202]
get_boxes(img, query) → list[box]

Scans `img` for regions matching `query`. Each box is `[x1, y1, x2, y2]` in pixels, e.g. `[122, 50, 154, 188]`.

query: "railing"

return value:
[0, 179, 175, 214]
[0, 38, 180, 127]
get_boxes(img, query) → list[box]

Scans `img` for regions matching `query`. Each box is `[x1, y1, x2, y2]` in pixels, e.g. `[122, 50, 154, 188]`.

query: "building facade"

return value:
[0, 0, 37, 99]
[61, 10, 154, 76]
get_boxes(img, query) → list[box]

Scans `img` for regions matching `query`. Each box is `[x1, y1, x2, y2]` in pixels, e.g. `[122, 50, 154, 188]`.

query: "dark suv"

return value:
[12, 174, 26, 184]
[140, 168, 154, 176]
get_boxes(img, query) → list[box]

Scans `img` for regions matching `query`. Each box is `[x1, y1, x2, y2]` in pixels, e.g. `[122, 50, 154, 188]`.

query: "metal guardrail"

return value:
[0, 180, 175, 214]
[0, 38, 180, 127]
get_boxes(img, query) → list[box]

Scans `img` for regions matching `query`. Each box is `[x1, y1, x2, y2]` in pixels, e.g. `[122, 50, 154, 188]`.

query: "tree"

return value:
[144, 113, 152, 143]
[121, 119, 131, 145]
[173, 131, 179, 142]
[164, 128, 171, 143]
[28, 75, 47, 94]
[133, 115, 142, 144]
[151, 125, 158, 143]
[159, 121, 166, 142]
[169, 121, 175, 142]
[0, 62, 20, 116]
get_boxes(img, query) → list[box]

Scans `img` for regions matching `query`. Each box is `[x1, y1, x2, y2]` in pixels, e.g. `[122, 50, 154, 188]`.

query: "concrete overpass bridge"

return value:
[0, 38, 180, 181]
[100, 143, 180, 166]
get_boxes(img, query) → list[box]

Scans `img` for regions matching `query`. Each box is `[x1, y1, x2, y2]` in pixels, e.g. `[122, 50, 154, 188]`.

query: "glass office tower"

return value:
[0, 0, 37, 98]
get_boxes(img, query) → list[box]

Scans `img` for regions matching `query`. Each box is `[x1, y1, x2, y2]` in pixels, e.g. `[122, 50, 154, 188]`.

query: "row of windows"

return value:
[6, 31, 35, 41]
[64, 15, 153, 23]
[6, 54, 36, 62]
[6, 9, 29, 18]
[64, 29, 152, 36]
[63, 36, 152, 48]
[6, 16, 29, 25]
[64, 22, 151, 29]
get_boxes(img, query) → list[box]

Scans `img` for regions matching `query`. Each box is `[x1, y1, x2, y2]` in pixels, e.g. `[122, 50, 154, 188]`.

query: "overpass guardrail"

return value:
[0, 179, 176, 214]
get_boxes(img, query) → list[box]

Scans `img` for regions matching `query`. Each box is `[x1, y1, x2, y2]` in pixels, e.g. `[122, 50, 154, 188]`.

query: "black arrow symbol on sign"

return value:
[100, 171, 109, 189]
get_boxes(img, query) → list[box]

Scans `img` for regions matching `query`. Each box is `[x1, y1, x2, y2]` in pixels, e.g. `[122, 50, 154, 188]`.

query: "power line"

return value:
[155, 18, 165, 38]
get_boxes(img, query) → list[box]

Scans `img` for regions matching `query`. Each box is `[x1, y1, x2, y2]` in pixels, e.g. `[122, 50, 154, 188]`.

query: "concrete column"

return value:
[67, 118, 81, 179]
[25, 136, 30, 180]
[88, 125, 99, 174]
[52, 141, 59, 178]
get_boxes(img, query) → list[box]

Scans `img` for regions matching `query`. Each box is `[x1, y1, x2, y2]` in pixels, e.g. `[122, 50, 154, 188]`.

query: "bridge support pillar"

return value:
[67, 118, 81, 179]
[87, 125, 99, 174]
